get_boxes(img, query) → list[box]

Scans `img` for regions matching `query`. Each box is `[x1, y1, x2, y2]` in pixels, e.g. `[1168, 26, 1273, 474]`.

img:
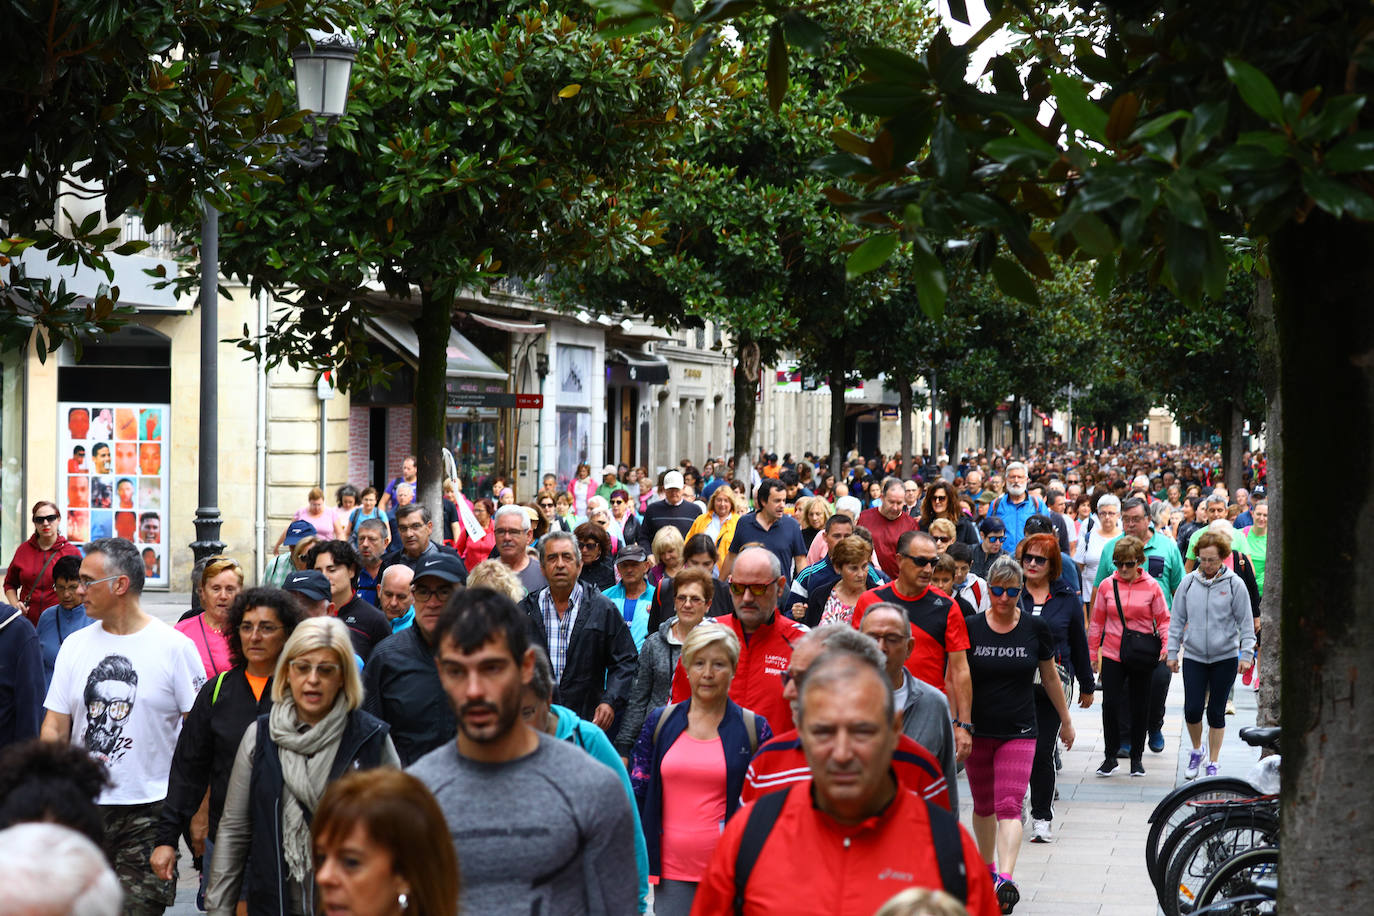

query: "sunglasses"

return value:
[900, 554, 938, 567]
[1022, 555, 1048, 566]
[728, 580, 773, 597]
[989, 585, 1022, 597]
[1117, 560, 1140, 569]
[33, 513, 60, 524]
[984, 534, 1005, 542]
[933, 535, 952, 544]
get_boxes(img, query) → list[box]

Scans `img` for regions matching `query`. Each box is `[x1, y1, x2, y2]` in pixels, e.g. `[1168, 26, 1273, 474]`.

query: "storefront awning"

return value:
[465, 312, 547, 334]
[607, 348, 670, 384]
[366, 312, 507, 381]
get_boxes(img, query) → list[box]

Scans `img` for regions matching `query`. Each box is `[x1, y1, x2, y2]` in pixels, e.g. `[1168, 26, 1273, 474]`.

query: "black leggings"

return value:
[1029, 685, 1062, 821]
[1116, 660, 1172, 735]
[1100, 658, 1150, 766]
[1182, 657, 1239, 728]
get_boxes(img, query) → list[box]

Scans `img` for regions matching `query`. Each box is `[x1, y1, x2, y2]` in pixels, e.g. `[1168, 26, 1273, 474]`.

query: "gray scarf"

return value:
[268, 692, 349, 888]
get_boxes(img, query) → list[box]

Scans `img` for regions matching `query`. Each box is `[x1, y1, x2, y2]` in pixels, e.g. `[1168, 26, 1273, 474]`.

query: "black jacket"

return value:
[362, 625, 456, 766]
[1019, 577, 1095, 695]
[157, 667, 274, 848]
[335, 596, 391, 662]
[519, 585, 638, 722]
[579, 554, 617, 592]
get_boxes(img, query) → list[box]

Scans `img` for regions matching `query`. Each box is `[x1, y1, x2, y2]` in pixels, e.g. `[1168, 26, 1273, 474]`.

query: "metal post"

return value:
[191, 202, 226, 562]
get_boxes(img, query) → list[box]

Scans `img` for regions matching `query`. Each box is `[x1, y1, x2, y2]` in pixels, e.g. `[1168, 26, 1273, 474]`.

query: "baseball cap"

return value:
[615, 545, 648, 566]
[979, 517, 1007, 535]
[283, 519, 317, 546]
[600, 464, 618, 477]
[663, 470, 685, 490]
[282, 569, 331, 602]
[412, 552, 467, 585]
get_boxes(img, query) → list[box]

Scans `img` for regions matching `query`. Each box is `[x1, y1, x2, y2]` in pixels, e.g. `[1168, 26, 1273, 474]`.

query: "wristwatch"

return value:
[952, 718, 975, 735]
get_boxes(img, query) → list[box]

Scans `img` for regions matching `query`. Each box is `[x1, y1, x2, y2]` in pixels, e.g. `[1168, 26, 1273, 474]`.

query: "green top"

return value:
[1093, 529, 1185, 608]
[1185, 524, 1250, 561]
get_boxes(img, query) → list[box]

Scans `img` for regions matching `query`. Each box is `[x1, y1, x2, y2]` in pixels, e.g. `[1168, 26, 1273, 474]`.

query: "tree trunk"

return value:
[732, 337, 758, 489]
[946, 390, 964, 462]
[1250, 273, 1281, 728]
[1270, 212, 1374, 911]
[1223, 400, 1245, 495]
[1011, 394, 1022, 453]
[982, 413, 993, 451]
[413, 286, 450, 533]
[827, 370, 846, 473]
[899, 381, 913, 479]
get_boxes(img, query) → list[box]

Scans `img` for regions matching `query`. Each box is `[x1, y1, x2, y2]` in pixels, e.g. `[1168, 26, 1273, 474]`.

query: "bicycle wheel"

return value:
[1195, 847, 1279, 913]
[1147, 777, 1258, 888]
[1163, 812, 1279, 916]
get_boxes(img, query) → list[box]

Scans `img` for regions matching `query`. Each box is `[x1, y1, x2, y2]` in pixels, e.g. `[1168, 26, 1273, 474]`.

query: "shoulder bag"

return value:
[1113, 579, 1161, 669]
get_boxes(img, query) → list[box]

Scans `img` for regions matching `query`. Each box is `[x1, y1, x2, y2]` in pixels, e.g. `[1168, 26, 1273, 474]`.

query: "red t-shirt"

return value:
[852, 583, 971, 689]
[856, 508, 921, 578]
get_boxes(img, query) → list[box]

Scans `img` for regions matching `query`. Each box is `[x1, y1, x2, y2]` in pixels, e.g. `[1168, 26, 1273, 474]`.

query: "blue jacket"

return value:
[34, 602, 95, 691]
[1020, 577, 1095, 694]
[552, 704, 650, 912]
[0, 606, 43, 749]
[990, 493, 1047, 551]
[629, 699, 772, 880]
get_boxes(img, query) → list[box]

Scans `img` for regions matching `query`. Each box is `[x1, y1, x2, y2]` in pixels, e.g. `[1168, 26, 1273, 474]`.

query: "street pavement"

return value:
[152, 578, 1264, 916]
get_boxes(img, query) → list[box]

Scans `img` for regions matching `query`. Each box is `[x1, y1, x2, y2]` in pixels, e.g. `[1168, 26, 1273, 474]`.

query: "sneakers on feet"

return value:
[996, 874, 1020, 913]
[1226, 699, 1237, 715]
[1185, 749, 1204, 780]
[1148, 729, 1165, 753]
[1096, 758, 1118, 777]
[1030, 819, 1052, 843]
[1205, 763, 1219, 777]
[1130, 760, 1146, 777]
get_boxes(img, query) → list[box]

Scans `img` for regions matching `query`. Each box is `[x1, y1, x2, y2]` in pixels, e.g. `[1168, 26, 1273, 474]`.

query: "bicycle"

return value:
[1194, 846, 1278, 914]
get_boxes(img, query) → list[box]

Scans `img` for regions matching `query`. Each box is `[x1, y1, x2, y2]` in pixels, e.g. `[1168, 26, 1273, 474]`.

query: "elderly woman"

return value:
[803, 535, 872, 626]
[928, 517, 958, 556]
[1088, 535, 1169, 779]
[175, 557, 244, 679]
[920, 480, 979, 545]
[1073, 493, 1121, 616]
[1167, 530, 1256, 780]
[686, 485, 743, 563]
[4, 500, 84, 624]
[964, 555, 1076, 914]
[630, 624, 771, 916]
[207, 617, 399, 916]
[618, 567, 715, 760]
[152, 589, 303, 892]
[1017, 533, 1096, 842]
[649, 525, 686, 588]
[575, 521, 617, 591]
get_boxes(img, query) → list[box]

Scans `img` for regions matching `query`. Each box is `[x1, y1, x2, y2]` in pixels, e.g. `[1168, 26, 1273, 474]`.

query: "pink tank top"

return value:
[659, 734, 727, 881]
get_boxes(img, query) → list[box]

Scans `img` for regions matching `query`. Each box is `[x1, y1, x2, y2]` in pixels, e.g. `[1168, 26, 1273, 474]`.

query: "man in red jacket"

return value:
[670, 547, 804, 734]
[691, 650, 998, 916]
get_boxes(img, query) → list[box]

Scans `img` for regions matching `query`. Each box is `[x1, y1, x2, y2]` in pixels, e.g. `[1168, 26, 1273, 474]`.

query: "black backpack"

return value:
[731, 785, 968, 913]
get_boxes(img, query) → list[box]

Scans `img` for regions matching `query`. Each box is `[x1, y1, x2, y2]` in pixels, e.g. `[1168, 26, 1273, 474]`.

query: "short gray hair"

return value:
[1006, 461, 1028, 475]
[539, 529, 577, 563]
[0, 822, 122, 915]
[987, 554, 1024, 587]
[356, 518, 389, 539]
[798, 622, 885, 671]
[86, 538, 144, 595]
[1205, 492, 1228, 508]
[527, 646, 555, 702]
[494, 504, 531, 531]
[797, 650, 895, 727]
[881, 477, 905, 497]
[1095, 493, 1121, 513]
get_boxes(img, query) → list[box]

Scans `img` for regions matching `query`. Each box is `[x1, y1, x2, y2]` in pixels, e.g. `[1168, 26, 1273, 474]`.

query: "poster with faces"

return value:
[58, 402, 168, 587]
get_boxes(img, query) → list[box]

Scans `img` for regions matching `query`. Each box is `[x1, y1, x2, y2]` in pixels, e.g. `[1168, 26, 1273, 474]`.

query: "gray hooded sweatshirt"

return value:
[1167, 565, 1256, 664]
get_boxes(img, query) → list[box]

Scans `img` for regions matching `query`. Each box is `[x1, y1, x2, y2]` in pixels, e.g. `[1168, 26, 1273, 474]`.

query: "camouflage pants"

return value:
[101, 801, 177, 915]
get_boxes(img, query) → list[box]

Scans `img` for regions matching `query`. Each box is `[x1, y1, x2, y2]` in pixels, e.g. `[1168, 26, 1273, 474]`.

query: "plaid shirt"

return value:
[538, 582, 584, 681]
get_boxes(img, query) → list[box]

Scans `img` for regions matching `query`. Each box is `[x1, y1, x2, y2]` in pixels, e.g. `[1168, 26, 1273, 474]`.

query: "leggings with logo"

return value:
[965, 736, 1037, 820]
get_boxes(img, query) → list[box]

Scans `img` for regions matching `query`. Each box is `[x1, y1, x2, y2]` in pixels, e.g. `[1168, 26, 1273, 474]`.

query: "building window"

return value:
[0, 351, 23, 564]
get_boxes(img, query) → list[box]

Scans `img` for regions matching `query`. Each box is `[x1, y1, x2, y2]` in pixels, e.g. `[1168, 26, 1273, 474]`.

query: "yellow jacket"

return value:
[686, 511, 741, 568]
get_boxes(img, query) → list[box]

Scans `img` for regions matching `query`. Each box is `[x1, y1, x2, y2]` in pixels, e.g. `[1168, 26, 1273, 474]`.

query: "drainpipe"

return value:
[255, 290, 268, 580]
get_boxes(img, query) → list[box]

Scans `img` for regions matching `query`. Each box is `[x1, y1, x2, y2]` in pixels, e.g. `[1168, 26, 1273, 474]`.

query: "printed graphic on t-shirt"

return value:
[83, 653, 138, 765]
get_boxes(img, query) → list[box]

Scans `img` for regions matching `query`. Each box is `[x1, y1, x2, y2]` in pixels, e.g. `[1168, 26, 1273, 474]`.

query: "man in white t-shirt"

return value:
[41, 537, 204, 915]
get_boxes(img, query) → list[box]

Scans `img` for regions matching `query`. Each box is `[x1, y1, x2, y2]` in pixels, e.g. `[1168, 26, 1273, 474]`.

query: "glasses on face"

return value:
[674, 594, 706, 607]
[870, 632, 910, 647]
[901, 554, 938, 567]
[989, 585, 1022, 597]
[289, 660, 341, 679]
[1117, 560, 1140, 569]
[398, 522, 428, 534]
[610, 498, 625, 505]
[495, 527, 526, 538]
[779, 668, 801, 689]
[411, 584, 456, 602]
[985, 534, 1005, 543]
[88, 699, 132, 721]
[33, 513, 60, 525]
[239, 622, 283, 636]
[78, 573, 122, 589]
[538, 501, 554, 509]
[1022, 555, 1049, 566]
[578, 540, 599, 550]
[932, 494, 947, 502]
[933, 535, 952, 545]
[728, 581, 773, 598]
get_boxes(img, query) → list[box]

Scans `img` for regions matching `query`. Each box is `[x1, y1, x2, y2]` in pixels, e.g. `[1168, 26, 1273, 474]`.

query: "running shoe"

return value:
[1130, 760, 1146, 777]
[1148, 729, 1165, 753]
[1030, 819, 1052, 843]
[1096, 758, 1118, 777]
[996, 874, 1020, 913]
[1205, 763, 1219, 777]
[1226, 699, 1236, 715]
[1185, 749, 1204, 780]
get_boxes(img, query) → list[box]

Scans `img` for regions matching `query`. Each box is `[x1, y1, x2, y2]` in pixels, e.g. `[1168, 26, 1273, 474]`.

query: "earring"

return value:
[398, 892, 409, 911]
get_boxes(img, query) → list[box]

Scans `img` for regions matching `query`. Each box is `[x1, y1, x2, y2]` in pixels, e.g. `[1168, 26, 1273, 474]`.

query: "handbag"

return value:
[1113, 579, 1161, 669]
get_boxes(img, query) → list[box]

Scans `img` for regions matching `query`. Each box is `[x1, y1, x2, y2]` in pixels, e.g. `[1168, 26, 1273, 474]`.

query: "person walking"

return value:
[4, 500, 84, 625]
[1167, 531, 1256, 778]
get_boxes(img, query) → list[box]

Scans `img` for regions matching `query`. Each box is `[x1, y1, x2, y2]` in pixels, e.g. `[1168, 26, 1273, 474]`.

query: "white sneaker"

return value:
[1030, 819, 1052, 843]
[1185, 749, 1204, 780]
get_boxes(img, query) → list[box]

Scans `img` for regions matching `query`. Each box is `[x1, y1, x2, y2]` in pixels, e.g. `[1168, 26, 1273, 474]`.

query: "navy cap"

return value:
[979, 517, 1007, 535]
[411, 552, 467, 585]
[282, 569, 331, 602]
[283, 519, 318, 546]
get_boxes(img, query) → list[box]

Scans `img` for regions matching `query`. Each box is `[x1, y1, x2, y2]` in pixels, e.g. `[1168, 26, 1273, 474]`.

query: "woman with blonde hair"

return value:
[649, 525, 686, 588]
[686, 485, 743, 563]
[466, 558, 526, 601]
[928, 518, 958, 555]
[207, 618, 399, 915]
[796, 495, 832, 551]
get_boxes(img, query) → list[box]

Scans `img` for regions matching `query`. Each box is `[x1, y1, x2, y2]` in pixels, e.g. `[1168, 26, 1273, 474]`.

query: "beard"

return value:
[1007, 484, 1026, 497]
[458, 680, 524, 744]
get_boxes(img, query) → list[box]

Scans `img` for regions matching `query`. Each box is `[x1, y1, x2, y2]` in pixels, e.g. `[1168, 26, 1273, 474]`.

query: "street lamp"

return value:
[191, 35, 357, 565]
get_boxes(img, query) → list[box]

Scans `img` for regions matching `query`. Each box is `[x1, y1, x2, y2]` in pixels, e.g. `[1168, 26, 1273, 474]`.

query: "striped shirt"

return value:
[538, 582, 585, 681]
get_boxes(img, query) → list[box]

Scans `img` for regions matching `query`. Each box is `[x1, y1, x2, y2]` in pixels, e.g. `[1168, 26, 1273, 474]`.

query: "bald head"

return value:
[379, 564, 415, 622]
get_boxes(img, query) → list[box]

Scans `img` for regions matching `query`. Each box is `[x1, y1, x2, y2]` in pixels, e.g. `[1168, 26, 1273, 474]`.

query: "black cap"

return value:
[282, 569, 331, 602]
[979, 517, 1007, 535]
[411, 552, 467, 585]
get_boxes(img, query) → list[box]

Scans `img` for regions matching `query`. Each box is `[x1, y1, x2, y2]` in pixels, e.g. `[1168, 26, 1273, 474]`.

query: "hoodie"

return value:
[1089, 571, 1170, 666]
[1167, 566, 1256, 665]
[552, 704, 649, 913]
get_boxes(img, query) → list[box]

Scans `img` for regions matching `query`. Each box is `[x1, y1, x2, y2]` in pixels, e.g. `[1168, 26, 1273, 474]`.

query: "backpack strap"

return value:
[211, 671, 228, 705]
[733, 785, 790, 914]
[924, 796, 968, 902]
[743, 709, 758, 754]
[651, 702, 680, 749]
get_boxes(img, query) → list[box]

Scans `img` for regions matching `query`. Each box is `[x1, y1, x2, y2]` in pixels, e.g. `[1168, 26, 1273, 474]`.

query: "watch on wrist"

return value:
[952, 719, 975, 734]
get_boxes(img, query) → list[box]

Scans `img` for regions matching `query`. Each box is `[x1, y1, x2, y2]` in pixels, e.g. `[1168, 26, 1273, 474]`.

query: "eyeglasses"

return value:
[289, 660, 341, 679]
[931, 494, 947, 502]
[78, 574, 123, 589]
[869, 632, 910, 647]
[32, 513, 60, 524]
[411, 584, 456, 602]
[398, 522, 428, 534]
[900, 554, 938, 567]
[88, 698, 132, 721]
[989, 585, 1022, 597]
[779, 668, 801, 689]
[494, 528, 526, 537]
[239, 622, 283, 635]
[933, 535, 952, 544]
[984, 535, 1005, 542]
[538, 501, 554, 508]
[1117, 560, 1140, 569]
[1022, 555, 1049, 566]
[728, 580, 774, 597]
[610, 498, 625, 504]
[578, 540, 599, 550]
[674, 594, 706, 606]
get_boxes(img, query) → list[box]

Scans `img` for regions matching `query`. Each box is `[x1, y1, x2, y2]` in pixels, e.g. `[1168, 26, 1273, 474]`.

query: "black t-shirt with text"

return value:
[965, 612, 1054, 740]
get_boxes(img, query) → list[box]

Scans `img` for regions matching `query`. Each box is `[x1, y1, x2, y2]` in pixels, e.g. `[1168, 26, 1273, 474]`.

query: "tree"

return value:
[0, 0, 347, 354]
[596, 1, 1374, 902]
[212, 0, 694, 514]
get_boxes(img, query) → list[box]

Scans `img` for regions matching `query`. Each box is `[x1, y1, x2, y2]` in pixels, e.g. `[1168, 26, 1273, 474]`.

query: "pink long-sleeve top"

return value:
[1089, 569, 1171, 666]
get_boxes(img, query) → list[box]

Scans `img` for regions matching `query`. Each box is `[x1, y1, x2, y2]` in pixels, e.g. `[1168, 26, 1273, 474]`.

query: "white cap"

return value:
[663, 470, 685, 490]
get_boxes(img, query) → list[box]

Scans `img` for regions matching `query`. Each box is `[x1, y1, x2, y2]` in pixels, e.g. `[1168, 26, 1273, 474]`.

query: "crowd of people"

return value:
[0, 441, 1267, 915]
